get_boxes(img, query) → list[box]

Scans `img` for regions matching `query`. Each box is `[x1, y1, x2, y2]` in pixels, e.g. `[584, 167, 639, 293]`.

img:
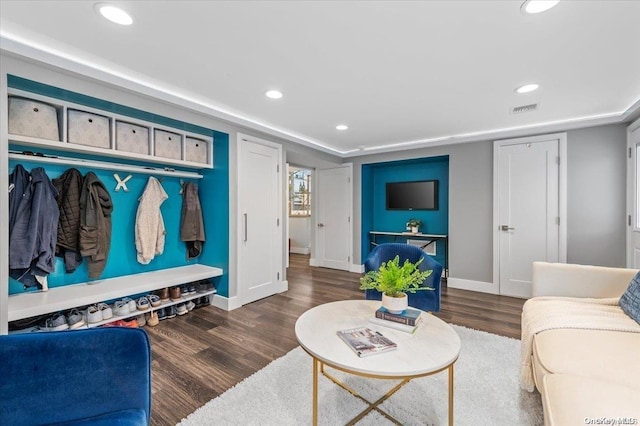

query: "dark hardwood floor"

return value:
[146, 254, 525, 425]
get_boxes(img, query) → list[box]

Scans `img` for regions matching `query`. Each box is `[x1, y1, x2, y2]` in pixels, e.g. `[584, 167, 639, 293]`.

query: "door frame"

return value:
[236, 133, 285, 306]
[492, 132, 567, 295]
[626, 117, 640, 267]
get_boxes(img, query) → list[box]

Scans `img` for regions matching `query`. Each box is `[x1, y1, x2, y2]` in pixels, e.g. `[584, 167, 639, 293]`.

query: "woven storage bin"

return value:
[116, 121, 150, 155]
[8, 96, 60, 141]
[154, 129, 182, 160]
[68, 109, 110, 149]
[185, 137, 208, 164]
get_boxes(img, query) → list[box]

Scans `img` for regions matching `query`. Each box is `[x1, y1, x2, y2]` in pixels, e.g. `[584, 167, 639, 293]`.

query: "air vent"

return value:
[511, 103, 538, 114]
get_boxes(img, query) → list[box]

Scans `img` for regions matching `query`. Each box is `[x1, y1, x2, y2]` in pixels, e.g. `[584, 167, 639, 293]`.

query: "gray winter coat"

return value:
[180, 182, 205, 259]
[79, 172, 113, 279]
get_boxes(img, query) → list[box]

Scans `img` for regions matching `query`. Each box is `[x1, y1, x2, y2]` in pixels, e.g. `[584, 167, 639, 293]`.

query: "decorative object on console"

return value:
[406, 218, 423, 234]
[359, 253, 433, 314]
[135, 176, 168, 264]
[181, 182, 205, 259]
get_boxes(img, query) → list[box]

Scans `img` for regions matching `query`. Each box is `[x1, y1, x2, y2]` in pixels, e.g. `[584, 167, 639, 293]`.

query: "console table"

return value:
[368, 231, 448, 276]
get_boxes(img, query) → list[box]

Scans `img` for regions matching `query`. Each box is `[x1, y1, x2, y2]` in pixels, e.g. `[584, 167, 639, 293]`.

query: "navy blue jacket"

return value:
[9, 165, 60, 288]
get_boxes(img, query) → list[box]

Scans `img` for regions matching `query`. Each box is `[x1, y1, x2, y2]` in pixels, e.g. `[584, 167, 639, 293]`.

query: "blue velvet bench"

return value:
[0, 327, 151, 425]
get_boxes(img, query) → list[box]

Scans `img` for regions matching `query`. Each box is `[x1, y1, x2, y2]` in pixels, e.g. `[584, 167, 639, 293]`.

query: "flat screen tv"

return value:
[386, 180, 438, 210]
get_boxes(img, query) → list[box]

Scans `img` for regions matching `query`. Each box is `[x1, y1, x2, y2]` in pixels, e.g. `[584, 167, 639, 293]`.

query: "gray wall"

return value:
[350, 123, 628, 284]
[567, 124, 627, 267]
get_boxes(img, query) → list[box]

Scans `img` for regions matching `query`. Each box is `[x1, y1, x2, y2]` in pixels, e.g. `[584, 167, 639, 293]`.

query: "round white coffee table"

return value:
[295, 300, 460, 425]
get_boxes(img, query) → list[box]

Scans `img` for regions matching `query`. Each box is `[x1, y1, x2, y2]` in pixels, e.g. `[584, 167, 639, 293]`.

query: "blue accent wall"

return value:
[361, 156, 449, 266]
[8, 76, 229, 296]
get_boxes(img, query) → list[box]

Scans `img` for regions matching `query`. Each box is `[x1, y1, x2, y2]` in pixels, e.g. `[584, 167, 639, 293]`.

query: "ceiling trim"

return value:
[1, 32, 638, 159]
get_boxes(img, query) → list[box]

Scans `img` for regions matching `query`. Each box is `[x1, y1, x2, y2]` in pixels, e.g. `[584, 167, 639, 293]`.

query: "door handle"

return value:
[244, 213, 248, 242]
[500, 225, 515, 231]
[317, 223, 325, 227]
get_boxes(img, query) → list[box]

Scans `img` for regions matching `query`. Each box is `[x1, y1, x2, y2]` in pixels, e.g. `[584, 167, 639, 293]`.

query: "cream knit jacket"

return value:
[135, 176, 168, 264]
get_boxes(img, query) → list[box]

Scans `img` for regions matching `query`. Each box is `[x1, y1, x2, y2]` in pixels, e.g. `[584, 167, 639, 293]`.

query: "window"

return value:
[289, 167, 311, 217]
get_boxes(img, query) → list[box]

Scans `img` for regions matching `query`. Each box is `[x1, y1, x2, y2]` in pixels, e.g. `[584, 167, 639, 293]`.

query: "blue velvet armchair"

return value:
[0, 327, 151, 425]
[364, 243, 442, 312]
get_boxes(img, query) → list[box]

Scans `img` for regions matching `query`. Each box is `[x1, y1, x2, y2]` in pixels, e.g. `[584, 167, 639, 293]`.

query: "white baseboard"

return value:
[447, 277, 498, 294]
[309, 257, 319, 267]
[289, 247, 310, 255]
[212, 294, 242, 311]
[278, 280, 289, 293]
[351, 264, 364, 273]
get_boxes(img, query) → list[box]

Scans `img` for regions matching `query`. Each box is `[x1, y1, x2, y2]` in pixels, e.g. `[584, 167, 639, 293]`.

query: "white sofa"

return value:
[524, 262, 640, 426]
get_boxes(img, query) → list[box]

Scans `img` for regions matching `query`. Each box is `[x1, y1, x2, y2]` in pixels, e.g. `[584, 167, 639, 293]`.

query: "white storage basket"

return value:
[8, 96, 60, 141]
[154, 129, 182, 160]
[116, 121, 150, 155]
[185, 137, 208, 164]
[67, 109, 111, 149]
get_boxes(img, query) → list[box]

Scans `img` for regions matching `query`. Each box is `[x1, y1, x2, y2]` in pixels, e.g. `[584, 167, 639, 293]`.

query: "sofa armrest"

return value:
[532, 261, 637, 298]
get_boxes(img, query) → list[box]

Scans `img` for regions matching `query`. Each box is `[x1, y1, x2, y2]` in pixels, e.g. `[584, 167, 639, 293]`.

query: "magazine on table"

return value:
[336, 326, 397, 357]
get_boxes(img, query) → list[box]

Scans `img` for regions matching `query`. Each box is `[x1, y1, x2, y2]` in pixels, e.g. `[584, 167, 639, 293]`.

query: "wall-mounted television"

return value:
[386, 180, 438, 210]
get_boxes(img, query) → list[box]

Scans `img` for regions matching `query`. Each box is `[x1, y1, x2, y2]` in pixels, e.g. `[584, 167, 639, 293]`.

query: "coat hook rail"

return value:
[8, 151, 203, 180]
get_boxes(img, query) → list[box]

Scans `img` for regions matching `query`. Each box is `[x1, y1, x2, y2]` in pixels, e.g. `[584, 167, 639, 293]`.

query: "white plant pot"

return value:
[382, 293, 408, 314]
[411, 226, 419, 234]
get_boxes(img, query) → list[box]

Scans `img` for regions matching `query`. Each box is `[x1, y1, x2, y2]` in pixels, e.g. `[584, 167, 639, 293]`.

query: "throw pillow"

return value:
[620, 270, 640, 325]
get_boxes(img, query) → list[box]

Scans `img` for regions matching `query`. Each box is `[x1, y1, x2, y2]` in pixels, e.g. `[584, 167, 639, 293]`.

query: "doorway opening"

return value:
[288, 166, 313, 256]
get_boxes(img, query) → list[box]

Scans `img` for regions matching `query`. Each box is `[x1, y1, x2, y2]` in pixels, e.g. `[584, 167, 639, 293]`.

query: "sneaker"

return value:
[122, 297, 137, 312]
[137, 296, 150, 311]
[157, 308, 167, 321]
[147, 310, 159, 327]
[157, 288, 170, 302]
[136, 314, 146, 327]
[86, 305, 102, 324]
[113, 300, 130, 317]
[186, 300, 196, 312]
[97, 302, 113, 320]
[43, 313, 69, 331]
[179, 284, 189, 296]
[148, 294, 161, 307]
[166, 305, 177, 319]
[67, 309, 86, 329]
[176, 303, 188, 316]
[195, 282, 208, 294]
[170, 286, 181, 301]
[120, 317, 138, 328]
[201, 295, 210, 306]
[187, 284, 196, 295]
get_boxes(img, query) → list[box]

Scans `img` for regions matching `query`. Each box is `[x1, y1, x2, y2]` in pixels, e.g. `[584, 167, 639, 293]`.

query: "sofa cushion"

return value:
[542, 374, 640, 426]
[52, 409, 147, 426]
[620, 270, 640, 324]
[532, 328, 640, 393]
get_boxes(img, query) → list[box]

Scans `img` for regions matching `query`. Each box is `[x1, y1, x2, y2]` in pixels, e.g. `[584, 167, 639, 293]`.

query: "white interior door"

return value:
[627, 119, 640, 267]
[494, 134, 566, 298]
[314, 164, 352, 271]
[238, 136, 283, 305]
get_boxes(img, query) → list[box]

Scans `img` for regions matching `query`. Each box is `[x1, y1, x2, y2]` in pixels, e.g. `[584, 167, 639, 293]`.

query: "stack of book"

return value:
[369, 306, 424, 334]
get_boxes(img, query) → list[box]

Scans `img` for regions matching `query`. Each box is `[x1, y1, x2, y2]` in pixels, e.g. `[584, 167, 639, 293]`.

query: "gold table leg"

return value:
[448, 364, 454, 426]
[313, 358, 318, 426]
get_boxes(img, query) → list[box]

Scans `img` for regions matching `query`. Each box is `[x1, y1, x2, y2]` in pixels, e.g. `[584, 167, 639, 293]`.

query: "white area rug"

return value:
[178, 325, 543, 426]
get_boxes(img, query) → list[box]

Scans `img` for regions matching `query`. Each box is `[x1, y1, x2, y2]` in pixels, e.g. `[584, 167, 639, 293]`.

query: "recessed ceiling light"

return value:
[515, 83, 539, 94]
[336, 124, 349, 131]
[265, 90, 283, 99]
[95, 3, 133, 25]
[521, 0, 560, 14]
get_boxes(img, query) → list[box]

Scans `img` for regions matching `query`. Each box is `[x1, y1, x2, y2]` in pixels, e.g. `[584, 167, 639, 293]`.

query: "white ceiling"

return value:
[1, 1, 639, 157]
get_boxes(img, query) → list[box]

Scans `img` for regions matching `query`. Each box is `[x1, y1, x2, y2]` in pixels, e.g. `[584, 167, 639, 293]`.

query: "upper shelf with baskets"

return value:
[6, 88, 214, 170]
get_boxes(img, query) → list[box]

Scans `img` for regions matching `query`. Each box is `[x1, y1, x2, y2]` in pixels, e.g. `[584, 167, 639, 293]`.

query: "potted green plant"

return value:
[406, 218, 423, 234]
[359, 255, 434, 313]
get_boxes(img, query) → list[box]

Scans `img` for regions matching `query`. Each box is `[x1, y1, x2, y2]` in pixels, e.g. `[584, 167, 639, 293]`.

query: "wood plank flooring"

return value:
[146, 254, 525, 425]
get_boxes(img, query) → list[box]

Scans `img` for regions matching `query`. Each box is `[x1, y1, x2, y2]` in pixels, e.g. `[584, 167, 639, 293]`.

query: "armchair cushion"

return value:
[0, 327, 151, 426]
[364, 243, 442, 312]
